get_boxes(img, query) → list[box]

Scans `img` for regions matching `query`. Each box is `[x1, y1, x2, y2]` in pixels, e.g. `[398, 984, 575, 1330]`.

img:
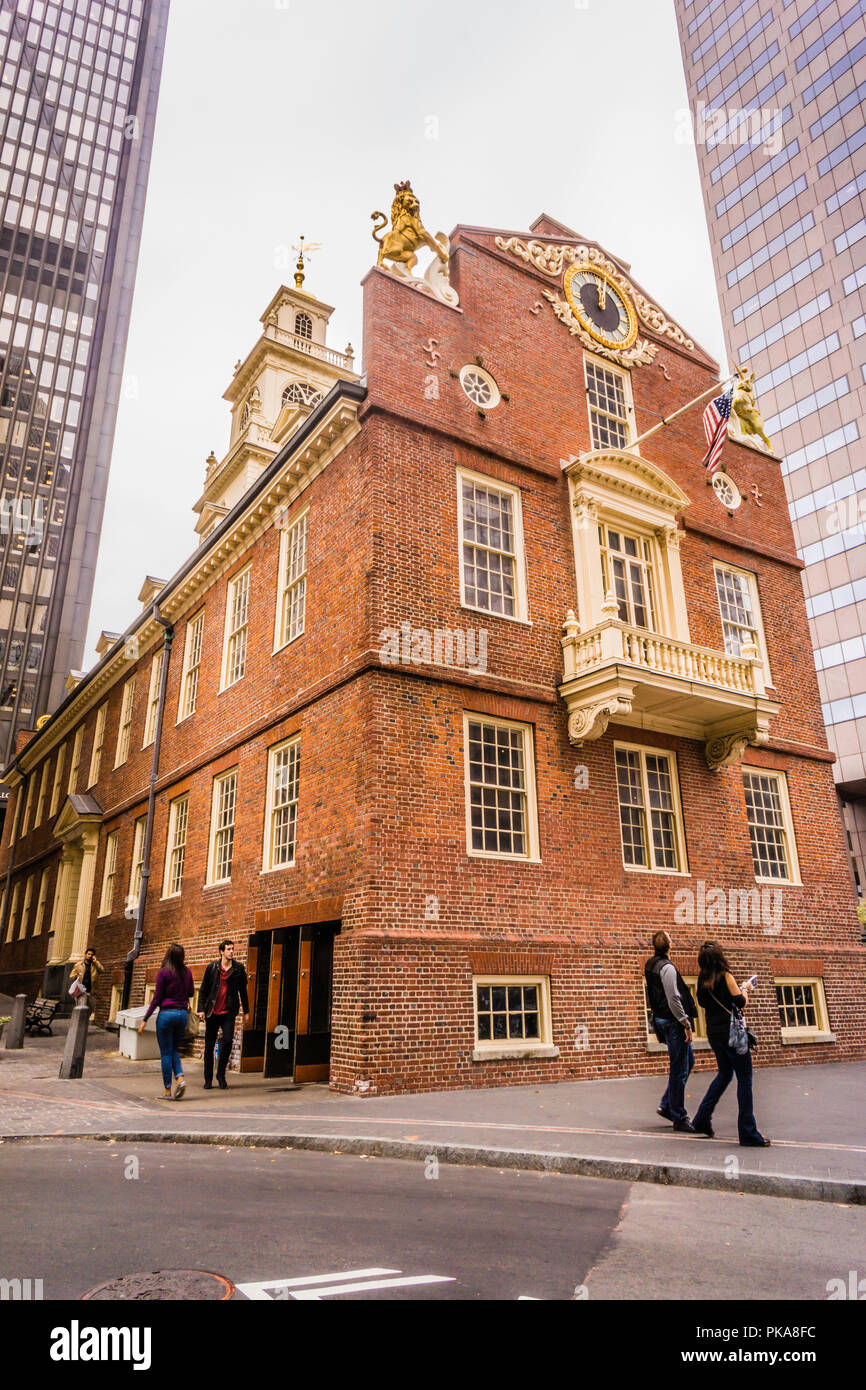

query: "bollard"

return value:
[59, 1003, 90, 1079]
[4, 993, 26, 1049]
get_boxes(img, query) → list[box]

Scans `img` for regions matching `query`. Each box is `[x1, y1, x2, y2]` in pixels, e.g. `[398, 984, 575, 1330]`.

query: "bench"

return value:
[25, 998, 60, 1036]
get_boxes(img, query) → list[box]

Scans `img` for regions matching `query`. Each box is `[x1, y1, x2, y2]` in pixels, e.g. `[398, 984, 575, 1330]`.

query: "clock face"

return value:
[564, 263, 638, 350]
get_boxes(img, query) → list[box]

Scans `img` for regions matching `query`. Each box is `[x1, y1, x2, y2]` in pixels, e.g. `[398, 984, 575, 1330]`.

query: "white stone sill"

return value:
[781, 1032, 836, 1045]
[647, 1037, 711, 1054]
[472, 1044, 559, 1062]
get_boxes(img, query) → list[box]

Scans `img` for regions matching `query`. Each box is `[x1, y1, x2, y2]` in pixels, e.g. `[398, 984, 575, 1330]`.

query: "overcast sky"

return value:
[87, 0, 724, 662]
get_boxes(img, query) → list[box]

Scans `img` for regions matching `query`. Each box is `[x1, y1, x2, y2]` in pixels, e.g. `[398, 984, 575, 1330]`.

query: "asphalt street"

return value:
[1, 1140, 864, 1302]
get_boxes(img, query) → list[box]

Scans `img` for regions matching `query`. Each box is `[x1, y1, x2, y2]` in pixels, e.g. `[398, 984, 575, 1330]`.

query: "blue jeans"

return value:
[156, 1008, 188, 1090]
[693, 1039, 764, 1144]
[656, 1018, 695, 1124]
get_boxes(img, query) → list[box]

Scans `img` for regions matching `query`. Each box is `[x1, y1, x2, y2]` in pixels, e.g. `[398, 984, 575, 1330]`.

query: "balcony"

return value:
[559, 603, 780, 770]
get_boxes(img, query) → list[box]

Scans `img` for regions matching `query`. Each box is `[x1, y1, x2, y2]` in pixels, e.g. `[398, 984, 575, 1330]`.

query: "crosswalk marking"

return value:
[236, 1267, 455, 1300]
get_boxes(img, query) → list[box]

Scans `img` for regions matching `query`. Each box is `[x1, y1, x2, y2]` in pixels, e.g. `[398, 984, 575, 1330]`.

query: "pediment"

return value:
[563, 449, 691, 518]
[53, 793, 103, 839]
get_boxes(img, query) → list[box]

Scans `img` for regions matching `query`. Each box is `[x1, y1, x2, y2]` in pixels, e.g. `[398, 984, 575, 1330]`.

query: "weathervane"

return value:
[292, 235, 322, 291]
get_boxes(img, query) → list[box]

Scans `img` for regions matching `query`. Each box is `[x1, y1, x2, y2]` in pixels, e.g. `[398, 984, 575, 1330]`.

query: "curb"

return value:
[3, 1128, 864, 1205]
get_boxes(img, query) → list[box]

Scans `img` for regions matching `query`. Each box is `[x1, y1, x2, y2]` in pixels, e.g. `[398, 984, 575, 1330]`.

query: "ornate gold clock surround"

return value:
[563, 261, 639, 352]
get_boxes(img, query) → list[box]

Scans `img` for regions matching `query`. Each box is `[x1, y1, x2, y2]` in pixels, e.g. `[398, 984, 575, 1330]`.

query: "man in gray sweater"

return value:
[644, 930, 699, 1133]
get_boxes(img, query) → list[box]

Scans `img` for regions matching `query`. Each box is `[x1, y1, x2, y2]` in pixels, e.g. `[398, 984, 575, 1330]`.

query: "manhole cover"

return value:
[82, 1270, 235, 1300]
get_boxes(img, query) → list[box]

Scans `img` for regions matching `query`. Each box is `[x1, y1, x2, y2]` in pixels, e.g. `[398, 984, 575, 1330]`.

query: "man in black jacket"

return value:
[197, 940, 250, 1090]
[644, 930, 699, 1133]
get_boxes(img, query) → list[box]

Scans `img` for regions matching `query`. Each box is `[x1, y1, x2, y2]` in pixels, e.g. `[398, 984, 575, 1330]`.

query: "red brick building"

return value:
[1, 212, 863, 1094]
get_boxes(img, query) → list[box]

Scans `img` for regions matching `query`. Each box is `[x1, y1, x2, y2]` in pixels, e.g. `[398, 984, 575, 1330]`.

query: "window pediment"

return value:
[564, 449, 691, 524]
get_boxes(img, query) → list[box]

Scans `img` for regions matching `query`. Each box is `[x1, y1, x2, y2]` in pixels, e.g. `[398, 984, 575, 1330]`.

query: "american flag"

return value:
[702, 386, 734, 476]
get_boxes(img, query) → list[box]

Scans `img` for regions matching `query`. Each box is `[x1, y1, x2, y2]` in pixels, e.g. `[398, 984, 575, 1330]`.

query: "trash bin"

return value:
[116, 1006, 161, 1061]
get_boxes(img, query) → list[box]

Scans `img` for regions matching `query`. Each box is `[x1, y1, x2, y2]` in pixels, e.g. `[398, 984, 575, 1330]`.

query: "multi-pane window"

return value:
[35, 760, 50, 827]
[67, 726, 83, 794]
[586, 358, 631, 449]
[88, 705, 106, 787]
[615, 745, 686, 873]
[222, 568, 251, 688]
[143, 650, 164, 747]
[5, 882, 20, 943]
[459, 474, 524, 619]
[743, 771, 798, 882]
[276, 512, 308, 649]
[295, 311, 313, 340]
[33, 869, 49, 937]
[49, 744, 66, 817]
[163, 795, 189, 898]
[715, 565, 760, 657]
[776, 978, 828, 1036]
[178, 611, 204, 721]
[99, 830, 118, 917]
[18, 875, 33, 940]
[208, 771, 237, 883]
[115, 676, 136, 767]
[474, 977, 551, 1048]
[465, 716, 537, 858]
[129, 816, 147, 904]
[21, 773, 35, 836]
[264, 739, 300, 870]
[599, 526, 655, 629]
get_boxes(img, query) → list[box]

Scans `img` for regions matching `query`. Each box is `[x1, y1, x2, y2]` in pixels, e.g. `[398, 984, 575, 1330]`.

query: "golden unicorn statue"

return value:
[731, 367, 773, 453]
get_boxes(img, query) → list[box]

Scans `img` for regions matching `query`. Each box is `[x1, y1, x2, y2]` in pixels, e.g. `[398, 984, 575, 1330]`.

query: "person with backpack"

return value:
[644, 930, 699, 1133]
[138, 942, 195, 1101]
[692, 940, 770, 1147]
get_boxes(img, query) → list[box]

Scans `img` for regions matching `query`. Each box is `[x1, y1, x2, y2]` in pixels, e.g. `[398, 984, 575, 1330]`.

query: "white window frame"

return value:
[714, 562, 772, 683]
[88, 704, 106, 787]
[463, 712, 540, 862]
[8, 788, 23, 847]
[262, 737, 301, 872]
[274, 509, 308, 652]
[221, 566, 251, 691]
[33, 868, 49, 937]
[614, 742, 689, 876]
[643, 975, 708, 1053]
[775, 975, 833, 1043]
[5, 882, 20, 942]
[21, 773, 36, 837]
[162, 794, 189, 899]
[18, 874, 34, 939]
[35, 760, 50, 826]
[206, 769, 238, 885]
[472, 975, 555, 1059]
[99, 830, 119, 918]
[742, 769, 801, 885]
[457, 468, 529, 624]
[114, 675, 136, 767]
[177, 610, 204, 722]
[49, 743, 66, 818]
[598, 520, 658, 631]
[67, 725, 83, 794]
[584, 350, 635, 451]
[128, 816, 146, 904]
[778, 978, 834, 1045]
[142, 649, 163, 748]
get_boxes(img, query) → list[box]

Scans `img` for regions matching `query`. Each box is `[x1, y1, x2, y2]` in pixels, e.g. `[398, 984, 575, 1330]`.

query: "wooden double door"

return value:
[243, 923, 338, 1081]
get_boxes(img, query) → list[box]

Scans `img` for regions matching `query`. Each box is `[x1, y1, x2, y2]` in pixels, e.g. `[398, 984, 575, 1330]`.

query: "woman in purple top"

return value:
[139, 943, 194, 1100]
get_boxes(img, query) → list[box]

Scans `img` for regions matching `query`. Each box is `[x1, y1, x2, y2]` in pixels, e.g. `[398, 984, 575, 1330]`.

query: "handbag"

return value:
[708, 989, 756, 1055]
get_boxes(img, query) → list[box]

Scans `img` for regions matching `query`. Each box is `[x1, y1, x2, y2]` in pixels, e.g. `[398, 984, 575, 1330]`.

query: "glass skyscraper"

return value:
[674, 0, 866, 886]
[0, 0, 169, 770]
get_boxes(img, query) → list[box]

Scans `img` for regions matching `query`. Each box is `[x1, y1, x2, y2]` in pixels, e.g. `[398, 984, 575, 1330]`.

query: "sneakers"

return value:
[673, 1120, 697, 1133]
[657, 1106, 673, 1121]
[174, 1078, 186, 1100]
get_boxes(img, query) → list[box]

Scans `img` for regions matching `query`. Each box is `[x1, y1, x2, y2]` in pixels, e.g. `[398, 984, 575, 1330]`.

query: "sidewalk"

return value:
[1, 1011, 864, 1204]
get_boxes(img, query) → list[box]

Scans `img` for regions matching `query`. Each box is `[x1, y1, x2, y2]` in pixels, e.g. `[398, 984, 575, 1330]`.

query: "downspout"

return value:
[121, 606, 174, 1010]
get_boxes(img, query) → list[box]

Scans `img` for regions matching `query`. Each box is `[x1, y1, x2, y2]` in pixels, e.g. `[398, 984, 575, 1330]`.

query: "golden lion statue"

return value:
[372, 181, 449, 275]
[732, 369, 773, 452]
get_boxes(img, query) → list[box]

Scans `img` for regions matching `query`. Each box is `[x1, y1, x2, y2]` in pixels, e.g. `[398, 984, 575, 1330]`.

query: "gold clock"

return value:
[563, 262, 638, 351]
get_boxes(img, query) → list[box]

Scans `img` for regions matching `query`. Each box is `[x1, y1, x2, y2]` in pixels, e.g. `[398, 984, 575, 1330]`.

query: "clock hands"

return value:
[596, 278, 606, 313]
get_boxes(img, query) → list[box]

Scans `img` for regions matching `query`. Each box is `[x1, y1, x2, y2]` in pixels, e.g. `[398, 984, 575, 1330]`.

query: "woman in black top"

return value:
[692, 941, 770, 1147]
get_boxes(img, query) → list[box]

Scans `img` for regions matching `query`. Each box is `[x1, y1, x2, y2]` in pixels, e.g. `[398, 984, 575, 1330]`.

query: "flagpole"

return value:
[625, 373, 737, 454]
